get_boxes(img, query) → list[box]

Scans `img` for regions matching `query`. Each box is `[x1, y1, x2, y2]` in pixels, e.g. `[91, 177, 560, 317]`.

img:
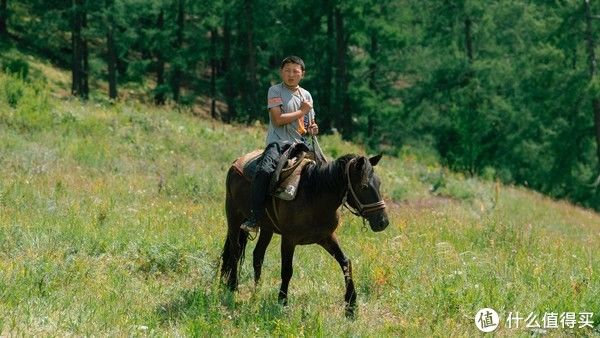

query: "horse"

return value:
[220, 153, 389, 317]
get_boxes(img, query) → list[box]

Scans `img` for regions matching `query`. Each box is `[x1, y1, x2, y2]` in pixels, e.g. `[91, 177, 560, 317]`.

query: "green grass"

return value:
[1, 68, 599, 336]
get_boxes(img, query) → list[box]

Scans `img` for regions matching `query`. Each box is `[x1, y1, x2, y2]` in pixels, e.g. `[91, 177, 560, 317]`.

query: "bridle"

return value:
[342, 158, 386, 218]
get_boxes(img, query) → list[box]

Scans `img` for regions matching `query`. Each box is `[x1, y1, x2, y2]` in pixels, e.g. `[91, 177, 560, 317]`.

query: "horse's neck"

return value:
[305, 159, 347, 206]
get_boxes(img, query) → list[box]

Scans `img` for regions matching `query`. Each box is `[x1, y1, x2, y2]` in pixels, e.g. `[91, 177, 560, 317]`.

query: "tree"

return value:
[222, 4, 235, 120]
[6, 0, 600, 210]
[584, 0, 600, 186]
[0, 0, 8, 38]
[334, 3, 351, 135]
[170, 0, 184, 103]
[210, 27, 217, 118]
[105, 0, 117, 99]
[154, 8, 166, 105]
[71, 0, 89, 99]
[231, 0, 259, 120]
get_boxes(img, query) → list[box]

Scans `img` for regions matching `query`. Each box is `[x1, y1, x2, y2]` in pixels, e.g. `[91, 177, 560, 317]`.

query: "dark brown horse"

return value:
[220, 153, 389, 316]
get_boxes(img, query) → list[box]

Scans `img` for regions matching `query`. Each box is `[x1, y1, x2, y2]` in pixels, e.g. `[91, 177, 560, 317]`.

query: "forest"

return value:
[1, 0, 599, 211]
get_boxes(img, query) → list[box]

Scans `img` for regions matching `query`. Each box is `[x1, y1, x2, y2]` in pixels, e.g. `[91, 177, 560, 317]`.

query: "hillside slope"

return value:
[1, 64, 599, 336]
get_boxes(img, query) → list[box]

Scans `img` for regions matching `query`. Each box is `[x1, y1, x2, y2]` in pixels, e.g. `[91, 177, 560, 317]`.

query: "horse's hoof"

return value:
[226, 283, 237, 292]
[345, 305, 356, 319]
[278, 292, 288, 306]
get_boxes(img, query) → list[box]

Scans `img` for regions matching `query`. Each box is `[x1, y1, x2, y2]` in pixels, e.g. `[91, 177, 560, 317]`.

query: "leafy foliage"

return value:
[1, 0, 599, 209]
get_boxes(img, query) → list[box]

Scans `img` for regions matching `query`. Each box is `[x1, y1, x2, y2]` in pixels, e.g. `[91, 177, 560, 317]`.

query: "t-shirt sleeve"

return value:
[267, 86, 283, 109]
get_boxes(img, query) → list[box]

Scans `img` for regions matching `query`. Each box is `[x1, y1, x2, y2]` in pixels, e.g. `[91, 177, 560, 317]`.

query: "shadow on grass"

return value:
[156, 283, 235, 324]
[156, 281, 288, 333]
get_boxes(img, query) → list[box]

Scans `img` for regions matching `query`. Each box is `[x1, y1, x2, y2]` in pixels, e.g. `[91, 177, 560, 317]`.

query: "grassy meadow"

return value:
[1, 64, 600, 336]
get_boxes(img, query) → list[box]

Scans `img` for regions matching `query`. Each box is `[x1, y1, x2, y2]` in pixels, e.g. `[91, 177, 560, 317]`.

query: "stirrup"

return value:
[240, 220, 259, 240]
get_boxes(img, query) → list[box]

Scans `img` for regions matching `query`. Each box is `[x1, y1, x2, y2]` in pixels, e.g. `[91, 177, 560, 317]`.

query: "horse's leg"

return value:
[278, 237, 295, 305]
[253, 229, 273, 284]
[318, 235, 357, 318]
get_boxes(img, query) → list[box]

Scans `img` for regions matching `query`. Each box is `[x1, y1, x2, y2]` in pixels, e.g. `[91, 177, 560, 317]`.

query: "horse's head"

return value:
[344, 154, 389, 232]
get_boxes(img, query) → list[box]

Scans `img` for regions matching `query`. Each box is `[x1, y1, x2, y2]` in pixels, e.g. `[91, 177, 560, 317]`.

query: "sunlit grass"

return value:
[1, 70, 599, 336]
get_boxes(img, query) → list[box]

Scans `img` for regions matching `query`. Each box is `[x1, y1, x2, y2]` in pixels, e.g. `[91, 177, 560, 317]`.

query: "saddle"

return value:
[232, 143, 315, 201]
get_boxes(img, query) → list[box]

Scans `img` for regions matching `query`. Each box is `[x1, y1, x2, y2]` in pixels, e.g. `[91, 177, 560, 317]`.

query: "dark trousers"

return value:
[250, 142, 291, 219]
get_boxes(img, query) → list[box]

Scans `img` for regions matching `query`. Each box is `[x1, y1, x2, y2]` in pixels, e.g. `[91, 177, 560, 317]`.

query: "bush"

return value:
[2, 57, 29, 79]
[1, 74, 25, 107]
[0, 72, 55, 131]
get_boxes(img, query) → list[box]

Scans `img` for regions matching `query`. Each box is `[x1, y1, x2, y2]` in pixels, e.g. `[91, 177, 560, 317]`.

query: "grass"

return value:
[1, 62, 600, 336]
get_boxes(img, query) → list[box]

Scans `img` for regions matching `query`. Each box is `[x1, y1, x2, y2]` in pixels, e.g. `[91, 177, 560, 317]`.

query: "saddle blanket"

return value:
[232, 149, 315, 201]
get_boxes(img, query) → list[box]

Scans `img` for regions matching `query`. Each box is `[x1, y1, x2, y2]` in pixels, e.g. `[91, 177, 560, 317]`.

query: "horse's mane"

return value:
[302, 154, 358, 195]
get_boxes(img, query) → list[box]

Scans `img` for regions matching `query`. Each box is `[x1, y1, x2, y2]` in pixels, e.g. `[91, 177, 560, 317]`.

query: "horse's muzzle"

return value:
[368, 211, 389, 232]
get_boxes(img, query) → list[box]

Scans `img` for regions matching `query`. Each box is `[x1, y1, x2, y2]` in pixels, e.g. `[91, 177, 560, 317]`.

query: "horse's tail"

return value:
[220, 228, 248, 270]
[238, 230, 248, 266]
[220, 226, 249, 290]
[220, 167, 249, 290]
[220, 234, 231, 278]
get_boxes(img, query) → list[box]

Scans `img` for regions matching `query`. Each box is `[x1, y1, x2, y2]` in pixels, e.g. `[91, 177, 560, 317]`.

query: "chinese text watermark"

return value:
[475, 308, 595, 333]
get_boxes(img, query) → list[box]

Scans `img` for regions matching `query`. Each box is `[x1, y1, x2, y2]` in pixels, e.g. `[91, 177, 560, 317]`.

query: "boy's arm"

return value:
[269, 101, 312, 127]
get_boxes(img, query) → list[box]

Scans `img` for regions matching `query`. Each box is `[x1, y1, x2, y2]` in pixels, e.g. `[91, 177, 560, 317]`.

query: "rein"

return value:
[341, 158, 386, 220]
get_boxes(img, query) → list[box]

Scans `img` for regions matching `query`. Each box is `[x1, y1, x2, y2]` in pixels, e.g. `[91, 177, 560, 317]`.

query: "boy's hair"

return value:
[280, 56, 305, 71]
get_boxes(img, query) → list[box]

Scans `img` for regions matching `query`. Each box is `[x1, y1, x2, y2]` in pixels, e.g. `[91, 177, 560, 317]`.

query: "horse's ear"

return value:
[369, 154, 383, 166]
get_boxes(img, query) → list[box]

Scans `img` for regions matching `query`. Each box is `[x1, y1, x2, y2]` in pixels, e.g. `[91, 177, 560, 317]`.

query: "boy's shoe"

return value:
[240, 217, 259, 233]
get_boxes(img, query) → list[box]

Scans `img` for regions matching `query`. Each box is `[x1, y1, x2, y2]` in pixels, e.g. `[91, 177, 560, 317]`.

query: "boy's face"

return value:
[280, 62, 304, 88]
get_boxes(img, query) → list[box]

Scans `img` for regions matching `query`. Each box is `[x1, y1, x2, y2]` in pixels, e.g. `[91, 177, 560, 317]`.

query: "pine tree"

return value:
[0, 0, 8, 38]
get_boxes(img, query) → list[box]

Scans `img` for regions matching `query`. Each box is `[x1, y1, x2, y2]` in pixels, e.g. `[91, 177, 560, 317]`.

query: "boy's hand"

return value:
[300, 101, 313, 114]
[308, 123, 319, 135]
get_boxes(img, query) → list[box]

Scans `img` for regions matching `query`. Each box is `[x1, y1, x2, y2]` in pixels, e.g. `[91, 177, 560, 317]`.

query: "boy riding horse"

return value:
[240, 56, 319, 234]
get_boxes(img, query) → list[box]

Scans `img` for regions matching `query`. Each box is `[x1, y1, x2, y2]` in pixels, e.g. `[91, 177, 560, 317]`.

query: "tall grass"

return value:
[0, 70, 599, 336]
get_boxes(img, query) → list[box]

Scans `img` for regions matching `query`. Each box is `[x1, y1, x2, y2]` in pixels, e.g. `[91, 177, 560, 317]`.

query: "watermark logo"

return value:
[506, 311, 594, 329]
[475, 309, 595, 333]
[475, 308, 499, 332]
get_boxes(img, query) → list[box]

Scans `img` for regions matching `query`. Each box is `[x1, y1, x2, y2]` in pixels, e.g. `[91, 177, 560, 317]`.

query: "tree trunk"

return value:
[210, 28, 218, 119]
[0, 0, 8, 38]
[319, 0, 334, 130]
[71, 0, 83, 97]
[223, 9, 235, 121]
[334, 5, 350, 136]
[584, 0, 600, 183]
[464, 17, 473, 63]
[368, 32, 378, 138]
[171, 0, 184, 102]
[244, 0, 258, 118]
[106, 0, 117, 99]
[155, 9, 166, 105]
[82, 5, 89, 99]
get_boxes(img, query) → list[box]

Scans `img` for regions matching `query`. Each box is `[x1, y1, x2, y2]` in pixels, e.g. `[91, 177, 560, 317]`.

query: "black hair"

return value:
[280, 56, 305, 71]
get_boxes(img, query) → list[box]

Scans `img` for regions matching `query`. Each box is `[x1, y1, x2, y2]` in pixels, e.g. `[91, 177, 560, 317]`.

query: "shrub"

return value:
[0, 72, 55, 131]
[1, 72, 25, 108]
[2, 57, 29, 79]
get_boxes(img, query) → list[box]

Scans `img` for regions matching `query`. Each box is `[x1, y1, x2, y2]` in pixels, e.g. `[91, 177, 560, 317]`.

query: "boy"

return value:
[240, 56, 319, 233]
